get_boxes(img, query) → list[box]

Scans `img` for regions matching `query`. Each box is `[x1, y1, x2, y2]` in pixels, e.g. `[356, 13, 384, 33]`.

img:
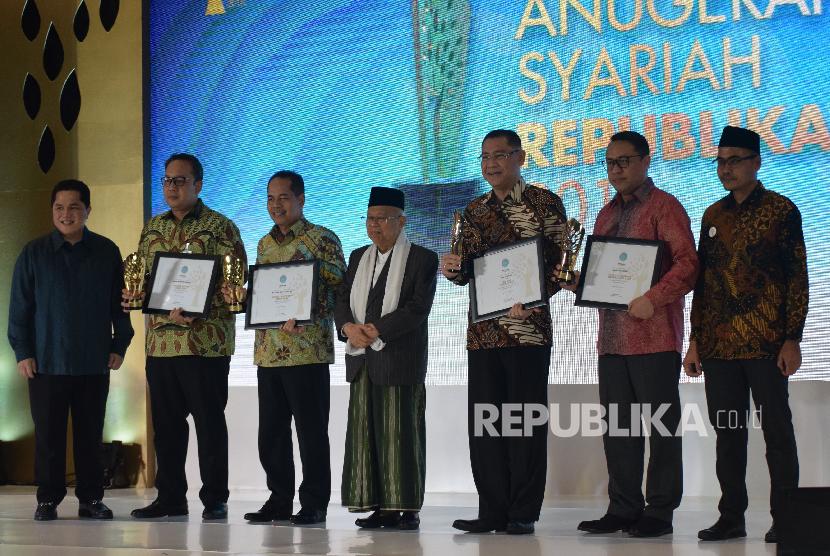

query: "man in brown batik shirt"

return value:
[685, 126, 808, 544]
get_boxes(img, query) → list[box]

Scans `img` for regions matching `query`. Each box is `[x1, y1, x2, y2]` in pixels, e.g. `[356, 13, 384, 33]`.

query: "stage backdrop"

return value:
[149, 0, 829, 385]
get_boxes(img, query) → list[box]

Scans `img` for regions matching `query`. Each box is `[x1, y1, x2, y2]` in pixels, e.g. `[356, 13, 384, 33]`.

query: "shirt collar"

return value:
[724, 181, 765, 209]
[270, 217, 310, 243]
[487, 177, 526, 205]
[609, 177, 654, 207]
[51, 227, 90, 251]
[163, 198, 205, 221]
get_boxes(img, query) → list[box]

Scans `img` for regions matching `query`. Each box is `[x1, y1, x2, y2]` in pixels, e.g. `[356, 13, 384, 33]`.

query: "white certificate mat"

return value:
[143, 253, 220, 318]
[470, 237, 546, 322]
[576, 236, 663, 310]
[245, 260, 318, 329]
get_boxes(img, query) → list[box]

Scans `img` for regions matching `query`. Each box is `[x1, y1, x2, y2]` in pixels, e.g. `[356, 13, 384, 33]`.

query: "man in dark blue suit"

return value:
[335, 187, 438, 531]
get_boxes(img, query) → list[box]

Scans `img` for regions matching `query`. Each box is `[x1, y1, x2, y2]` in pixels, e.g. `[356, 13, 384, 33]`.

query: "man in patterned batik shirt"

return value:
[128, 153, 246, 521]
[240, 170, 346, 526]
[686, 126, 808, 544]
[441, 129, 567, 535]
[565, 131, 698, 539]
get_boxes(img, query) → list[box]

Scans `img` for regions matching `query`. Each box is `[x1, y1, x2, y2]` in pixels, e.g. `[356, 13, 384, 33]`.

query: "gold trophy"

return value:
[123, 252, 145, 310]
[557, 218, 585, 285]
[450, 210, 464, 257]
[223, 254, 245, 313]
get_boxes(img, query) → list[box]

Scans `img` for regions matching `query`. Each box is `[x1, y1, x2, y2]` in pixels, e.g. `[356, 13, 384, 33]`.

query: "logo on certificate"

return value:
[280, 274, 287, 284]
[181, 265, 189, 273]
[501, 258, 509, 268]
[619, 253, 628, 261]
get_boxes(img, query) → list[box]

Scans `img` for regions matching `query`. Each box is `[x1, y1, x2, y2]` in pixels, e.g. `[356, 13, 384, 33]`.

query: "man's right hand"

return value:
[121, 288, 144, 312]
[220, 283, 247, 305]
[555, 264, 579, 292]
[441, 253, 462, 279]
[18, 358, 37, 379]
[683, 340, 703, 377]
[343, 322, 372, 349]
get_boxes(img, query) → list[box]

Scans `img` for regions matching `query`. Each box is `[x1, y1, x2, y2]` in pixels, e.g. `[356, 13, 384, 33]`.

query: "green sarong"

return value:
[341, 366, 426, 511]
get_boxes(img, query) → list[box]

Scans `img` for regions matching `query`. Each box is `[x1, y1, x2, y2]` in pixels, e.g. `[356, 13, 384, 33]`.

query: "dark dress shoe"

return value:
[452, 518, 505, 533]
[202, 503, 228, 520]
[628, 516, 673, 538]
[78, 501, 113, 519]
[506, 521, 535, 535]
[698, 518, 747, 541]
[244, 500, 292, 522]
[355, 510, 400, 529]
[398, 511, 420, 530]
[290, 508, 326, 525]
[131, 499, 189, 518]
[578, 513, 636, 533]
[34, 502, 57, 521]
[764, 523, 777, 543]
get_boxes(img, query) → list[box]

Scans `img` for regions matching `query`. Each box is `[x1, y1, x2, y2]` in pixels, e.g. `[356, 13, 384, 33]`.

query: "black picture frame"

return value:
[142, 252, 221, 318]
[245, 259, 319, 330]
[469, 236, 547, 323]
[574, 235, 664, 311]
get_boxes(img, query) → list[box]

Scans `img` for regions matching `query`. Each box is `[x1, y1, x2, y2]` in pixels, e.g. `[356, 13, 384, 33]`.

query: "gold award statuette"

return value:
[123, 252, 145, 310]
[557, 218, 585, 285]
[450, 209, 464, 257]
[223, 254, 245, 313]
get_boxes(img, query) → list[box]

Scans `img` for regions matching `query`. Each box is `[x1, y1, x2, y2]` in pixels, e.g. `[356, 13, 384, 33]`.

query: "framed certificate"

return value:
[142, 252, 221, 318]
[469, 236, 547, 323]
[245, 260, 319, 329]
[575, 235, 664, 310]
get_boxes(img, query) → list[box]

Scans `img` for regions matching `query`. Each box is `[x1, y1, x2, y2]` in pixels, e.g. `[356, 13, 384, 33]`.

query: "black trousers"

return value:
[702, 358, 799, 523]
[146, 355, 230, 507]
[257, 364, 331, 512]
[597, 352, 683, 523]
[467, 346, 550, 524]
[28, 373, 110, 504]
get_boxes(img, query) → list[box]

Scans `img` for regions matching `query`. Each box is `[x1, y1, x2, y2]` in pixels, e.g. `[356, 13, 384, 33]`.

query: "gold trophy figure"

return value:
[223, 254, 245, 313]
[450, 210, 464, 257]
[123, 252, 145, 310]
[557, 218, 585, 285]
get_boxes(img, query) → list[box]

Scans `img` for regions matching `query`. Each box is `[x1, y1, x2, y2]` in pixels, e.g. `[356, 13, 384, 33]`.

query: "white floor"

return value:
[0, 487, 779, 555]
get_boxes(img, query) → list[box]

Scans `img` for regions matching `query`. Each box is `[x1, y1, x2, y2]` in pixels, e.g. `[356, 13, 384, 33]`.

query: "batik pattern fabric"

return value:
[138, 199, 246, 357]
[690, 183, 808, 359]
[449, 178, 566, 350]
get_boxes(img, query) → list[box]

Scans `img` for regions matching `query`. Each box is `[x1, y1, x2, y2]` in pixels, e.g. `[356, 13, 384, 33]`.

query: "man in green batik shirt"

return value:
[238, 170, 346, 526]
[334, 187, 438, 531]
[127, 153, 246, 521]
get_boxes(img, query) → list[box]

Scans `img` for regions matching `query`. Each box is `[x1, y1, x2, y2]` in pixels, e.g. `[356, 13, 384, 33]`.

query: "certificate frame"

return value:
[574, 235, 664, 311]
[469, 236, 547, 323]
[142, 252, 221, 318]
[244, 260, 319, 330]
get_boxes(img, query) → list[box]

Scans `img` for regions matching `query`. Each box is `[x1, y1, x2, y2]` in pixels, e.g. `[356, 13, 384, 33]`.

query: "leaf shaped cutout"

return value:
[21, 0, 41, 41]
[74, 1, 90, 42]
[23, 73, 42, 120]
[43, 23, 64, 81]
[60, 69, 81, 131]
[38, 125, 56, 174]
[99, 0, 120, 32]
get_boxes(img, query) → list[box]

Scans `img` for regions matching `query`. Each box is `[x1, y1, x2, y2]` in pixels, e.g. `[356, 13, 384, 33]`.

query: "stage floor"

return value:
[0, 487, 776, 555]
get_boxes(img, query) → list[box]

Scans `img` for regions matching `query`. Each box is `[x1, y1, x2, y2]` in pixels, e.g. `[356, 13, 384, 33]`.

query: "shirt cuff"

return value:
[369, 337, 385, 351]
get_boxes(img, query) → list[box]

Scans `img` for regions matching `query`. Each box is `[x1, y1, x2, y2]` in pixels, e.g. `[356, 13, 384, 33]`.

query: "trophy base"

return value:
[125, 300, 143, 311]
[228, 303, 244, 314]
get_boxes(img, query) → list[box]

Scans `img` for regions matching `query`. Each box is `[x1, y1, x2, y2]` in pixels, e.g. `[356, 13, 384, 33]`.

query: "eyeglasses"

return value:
[602, 155, 644, 170]
[160, 176, 190, 189]
[713, 155, 757, 169]
[362, 215, 402, 225]
[479, 150, 520, 162]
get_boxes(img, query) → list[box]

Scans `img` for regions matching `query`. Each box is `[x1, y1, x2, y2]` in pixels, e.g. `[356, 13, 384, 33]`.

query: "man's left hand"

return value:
[777, 340, 801, 376]
[362, 323, 380, 340]
[507, 302, 540, 321]
[108, 353, 124, 370]
[627, 295, 654, 320]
